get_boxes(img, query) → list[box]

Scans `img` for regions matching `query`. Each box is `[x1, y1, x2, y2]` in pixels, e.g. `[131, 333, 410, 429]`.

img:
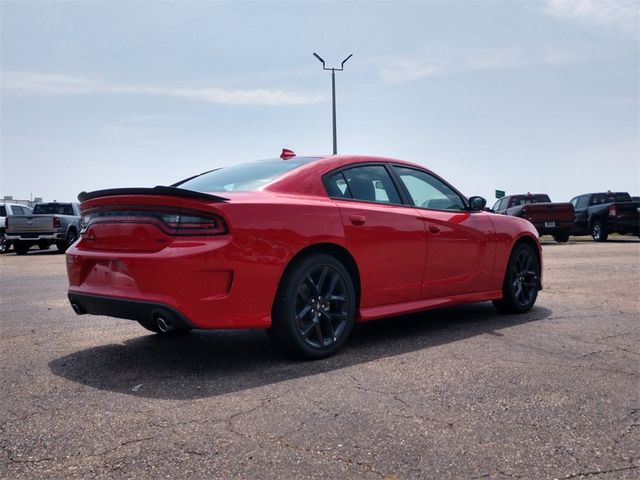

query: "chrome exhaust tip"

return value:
[154, 314, 174, 333]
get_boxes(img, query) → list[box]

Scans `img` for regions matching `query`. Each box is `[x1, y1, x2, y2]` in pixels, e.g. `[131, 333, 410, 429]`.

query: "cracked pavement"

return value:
[0, 239, 638, 479]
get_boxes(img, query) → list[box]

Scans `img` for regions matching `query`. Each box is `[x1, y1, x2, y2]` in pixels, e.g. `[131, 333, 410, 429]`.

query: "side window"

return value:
[393, 166, 465, 211]
[325, 172, 352, 199]
[340, 165, 401, 204]
[492, 199, 501, 211]
[577, 196, 589, 209]
[0, 205, 6, 216]
[570, 198, 577, 208]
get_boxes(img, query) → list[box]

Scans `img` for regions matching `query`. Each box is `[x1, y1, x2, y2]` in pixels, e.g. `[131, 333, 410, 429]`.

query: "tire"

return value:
[591, 221, 608, 242]
[14, 241, 31, 256]
[268, 253, 356, 359]
[38, 240, 50, 250]
[493, 243, 540, 314]
[57, 229, 78, 253]
[552, 232, 570, 243]
[0, 237, 9, 254]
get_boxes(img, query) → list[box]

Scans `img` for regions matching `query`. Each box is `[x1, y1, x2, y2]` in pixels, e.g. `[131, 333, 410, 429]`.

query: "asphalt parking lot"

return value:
[1, 238, 638, 479]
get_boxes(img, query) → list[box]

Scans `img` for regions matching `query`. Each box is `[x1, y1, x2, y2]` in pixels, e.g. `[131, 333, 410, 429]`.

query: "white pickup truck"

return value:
[1, 203, 34, 253]
[4, 202, 81, 255]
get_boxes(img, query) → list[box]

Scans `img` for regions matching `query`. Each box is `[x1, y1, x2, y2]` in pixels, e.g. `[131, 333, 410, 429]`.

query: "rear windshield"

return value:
[33, 203, 75, 215]
[177, 157, 319, 193]
[591, 192, 632, 204]
[511, 195, 551, 206]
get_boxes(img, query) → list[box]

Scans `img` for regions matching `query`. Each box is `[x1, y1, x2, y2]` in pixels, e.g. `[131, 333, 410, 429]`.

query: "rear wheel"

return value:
[269, 253, 356, 359]
[57, 229, 78, 253]
[14, 241, 30, 255]
[591, 221, 608, 242]
[552, 232, 569, 243]
[493, 243, 540, 314]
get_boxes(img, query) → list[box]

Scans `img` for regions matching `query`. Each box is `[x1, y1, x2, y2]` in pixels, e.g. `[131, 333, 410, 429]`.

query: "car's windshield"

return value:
[33, 204, 75, 215]
[177, 157, 320, 193]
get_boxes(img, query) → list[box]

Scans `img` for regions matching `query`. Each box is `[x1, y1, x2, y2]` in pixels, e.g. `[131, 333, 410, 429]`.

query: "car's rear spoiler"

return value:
[77, 186, 229, 203]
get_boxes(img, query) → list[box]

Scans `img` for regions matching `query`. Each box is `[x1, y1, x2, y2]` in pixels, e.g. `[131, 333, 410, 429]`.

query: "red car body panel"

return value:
[66, 155, 542, 330]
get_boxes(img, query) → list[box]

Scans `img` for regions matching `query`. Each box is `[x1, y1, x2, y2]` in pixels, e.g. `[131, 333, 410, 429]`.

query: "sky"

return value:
[1, 0, 638, 204]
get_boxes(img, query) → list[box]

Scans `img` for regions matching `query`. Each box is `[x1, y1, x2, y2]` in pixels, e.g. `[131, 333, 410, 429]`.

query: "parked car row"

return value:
[1, 202, 81, 255]
[491, 191, 639, 243]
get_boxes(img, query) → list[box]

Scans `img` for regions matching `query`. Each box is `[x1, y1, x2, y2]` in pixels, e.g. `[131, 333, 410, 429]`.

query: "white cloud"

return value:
[377, 46, 583, 85]
[0, 72, 324, 106]
[544, 0, 640, 33]
[379, 57, 449, 85]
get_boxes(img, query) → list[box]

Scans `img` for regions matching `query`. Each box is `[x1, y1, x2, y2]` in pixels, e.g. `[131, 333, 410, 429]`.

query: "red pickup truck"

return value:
[492, 194, 575, 243]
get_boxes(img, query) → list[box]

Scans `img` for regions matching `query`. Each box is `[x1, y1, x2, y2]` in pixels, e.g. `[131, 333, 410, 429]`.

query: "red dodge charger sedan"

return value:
[66, 152, 542, 359]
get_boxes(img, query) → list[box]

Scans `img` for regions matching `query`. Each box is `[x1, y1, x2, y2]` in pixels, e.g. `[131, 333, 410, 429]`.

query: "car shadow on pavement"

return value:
[49, 303, 551, 400]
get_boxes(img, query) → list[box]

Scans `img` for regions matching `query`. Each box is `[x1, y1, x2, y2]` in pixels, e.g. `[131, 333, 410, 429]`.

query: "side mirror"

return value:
[468, 196, 487, 212]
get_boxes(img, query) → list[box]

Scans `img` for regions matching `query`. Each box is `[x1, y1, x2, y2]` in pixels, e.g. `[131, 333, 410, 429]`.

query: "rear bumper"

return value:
[65, 236, 283, 329]
[608, 218, 639, 234]
[68, 292, 194, 330]
[6, 232, 63, 241]
[530, 221, 574, 236]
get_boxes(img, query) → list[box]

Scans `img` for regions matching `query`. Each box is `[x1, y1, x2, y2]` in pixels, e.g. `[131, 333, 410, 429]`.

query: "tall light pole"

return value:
[313, 52, 353, 155]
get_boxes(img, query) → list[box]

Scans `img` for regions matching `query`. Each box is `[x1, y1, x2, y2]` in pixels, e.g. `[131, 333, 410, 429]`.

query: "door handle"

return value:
[349, 214, 366, 226]
[428, 225, 441, 235]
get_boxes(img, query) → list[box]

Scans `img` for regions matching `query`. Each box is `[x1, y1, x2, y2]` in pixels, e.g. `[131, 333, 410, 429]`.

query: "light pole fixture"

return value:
[313, 52, 353, 155]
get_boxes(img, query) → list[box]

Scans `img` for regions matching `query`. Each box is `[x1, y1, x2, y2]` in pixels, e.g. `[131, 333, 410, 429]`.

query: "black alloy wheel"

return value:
[0, 236, 8, 254]
[493, 243, 540, 314]
[269, 253, 356, 359]
[591, 221, 608, 242]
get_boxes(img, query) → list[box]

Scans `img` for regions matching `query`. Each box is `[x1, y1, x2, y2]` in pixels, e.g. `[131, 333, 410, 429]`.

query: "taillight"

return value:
[82, 208, 227, 236]
[609, 205, 617, 217]
[159, 213, 226, 236]
[53, 217, 61, 228]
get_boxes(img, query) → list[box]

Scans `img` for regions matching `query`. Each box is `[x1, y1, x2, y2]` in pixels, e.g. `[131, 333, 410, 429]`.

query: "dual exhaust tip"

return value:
[70, 301, 175, 333]
[153, 313, 175, 333]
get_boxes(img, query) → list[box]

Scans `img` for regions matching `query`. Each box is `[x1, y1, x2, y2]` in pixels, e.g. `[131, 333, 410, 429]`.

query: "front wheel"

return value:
[591, 221, 608, 242]
[268, 253, 356, 359]
[493, 243, 540, 314]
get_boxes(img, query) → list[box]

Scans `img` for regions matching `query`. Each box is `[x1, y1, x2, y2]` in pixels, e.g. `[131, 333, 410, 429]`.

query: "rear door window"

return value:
[338, 165, 402, 204]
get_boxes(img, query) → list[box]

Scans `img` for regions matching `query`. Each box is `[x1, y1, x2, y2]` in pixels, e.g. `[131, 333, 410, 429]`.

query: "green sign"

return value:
[495, 190, 505, 199]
